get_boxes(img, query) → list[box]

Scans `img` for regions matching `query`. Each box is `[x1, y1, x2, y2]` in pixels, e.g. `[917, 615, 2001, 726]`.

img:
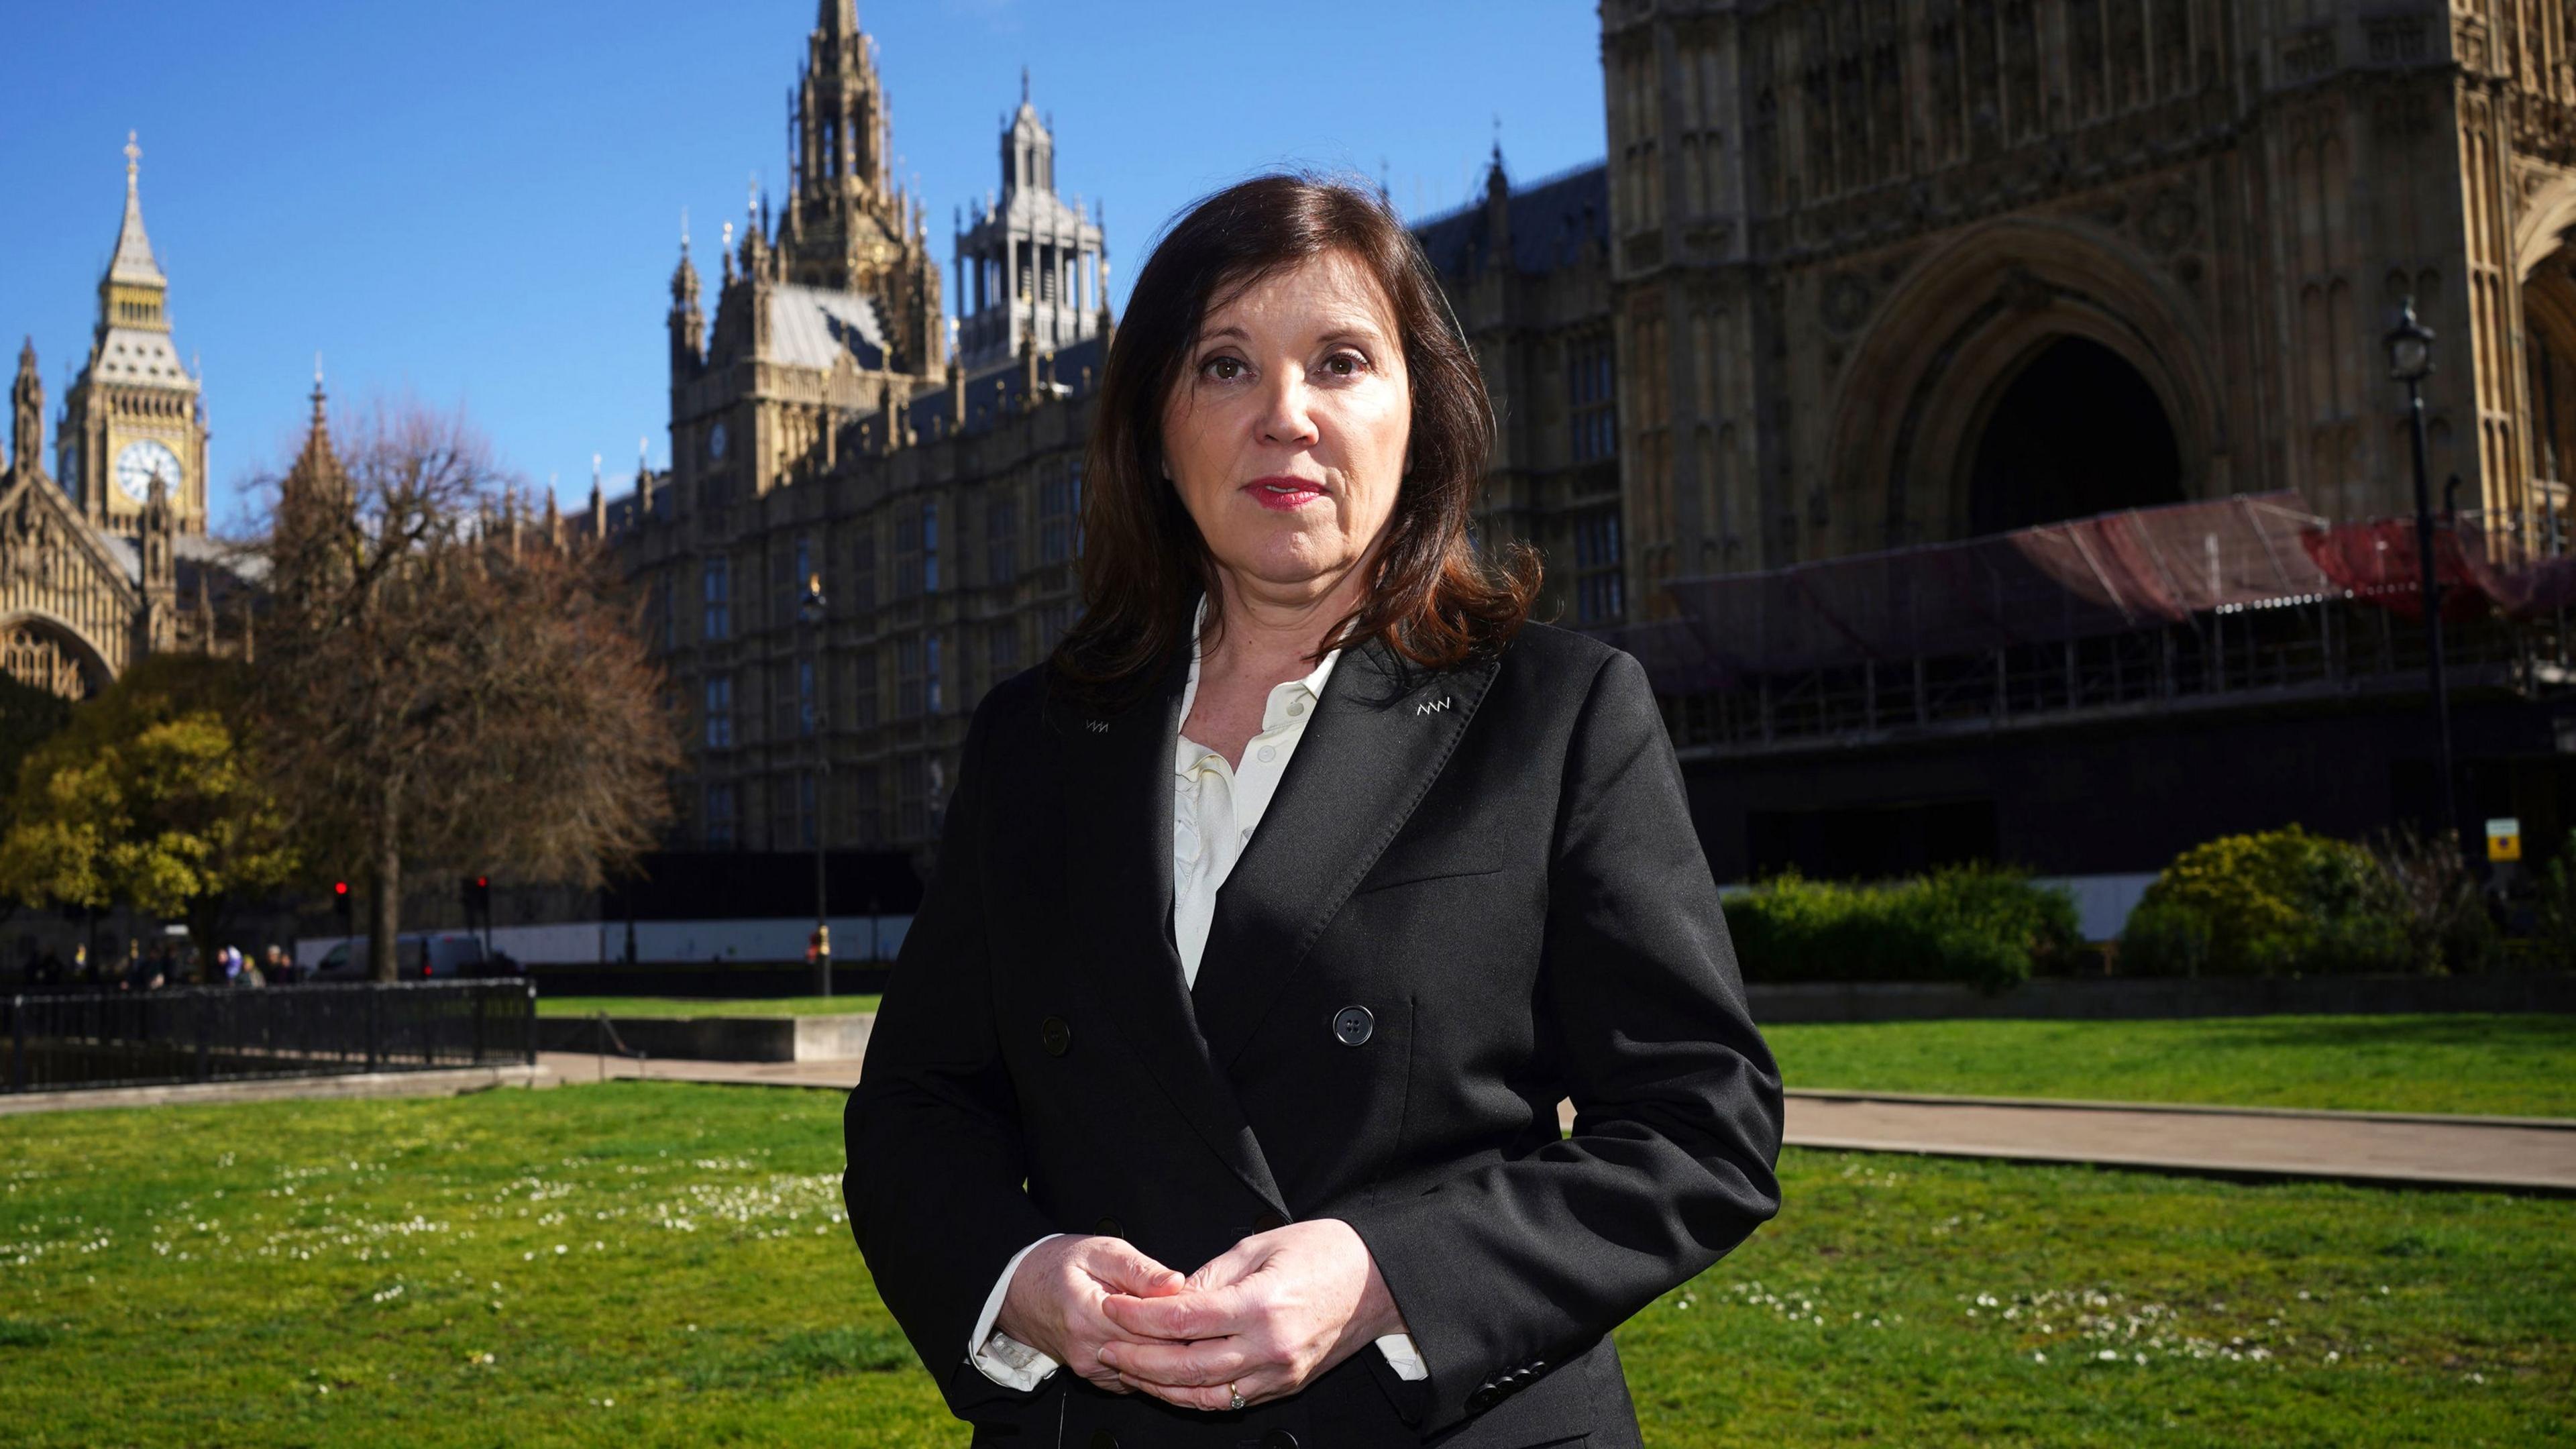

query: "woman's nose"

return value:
[1256, 374, 1319, 447]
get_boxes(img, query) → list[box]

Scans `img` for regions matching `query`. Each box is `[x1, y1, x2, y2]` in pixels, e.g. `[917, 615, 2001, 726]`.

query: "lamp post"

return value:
[2385, 297, 2459, 843]
[798, 572, 832, 998]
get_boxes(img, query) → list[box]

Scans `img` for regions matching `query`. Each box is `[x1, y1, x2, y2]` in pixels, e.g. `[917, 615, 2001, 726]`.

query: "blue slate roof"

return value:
[893, 332, 1108, 446]
[1412, 162, 1609, 280]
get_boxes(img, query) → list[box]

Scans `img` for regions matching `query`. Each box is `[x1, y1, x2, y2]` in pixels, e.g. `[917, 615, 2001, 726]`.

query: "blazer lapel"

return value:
[1054, 645, 1286, 1214]
[1191, 636, 1502, 1073]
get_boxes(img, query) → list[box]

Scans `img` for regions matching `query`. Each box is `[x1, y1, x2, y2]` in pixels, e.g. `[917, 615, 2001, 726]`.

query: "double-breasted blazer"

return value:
[845, 620, 1784, 1448]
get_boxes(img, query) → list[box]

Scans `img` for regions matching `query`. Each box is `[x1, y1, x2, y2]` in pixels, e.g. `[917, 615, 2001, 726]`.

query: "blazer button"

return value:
[1261, 1432, 1300, 1449]
[1093, 1216, 1124, 1239]
[1087, 1432, 1118, 1449]
[1250, 1210, 1287, 1234]
[1039, 1016, 1073, 1056]
[1331, 1004, 1374, 1046]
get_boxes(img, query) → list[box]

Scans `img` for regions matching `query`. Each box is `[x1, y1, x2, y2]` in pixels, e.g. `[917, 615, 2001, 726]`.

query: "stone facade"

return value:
[0, 136, 252, 700]
[616, 2, 1102, 854]
[1598, 0, 2576, 621]
[1415, 154, 1623, 627]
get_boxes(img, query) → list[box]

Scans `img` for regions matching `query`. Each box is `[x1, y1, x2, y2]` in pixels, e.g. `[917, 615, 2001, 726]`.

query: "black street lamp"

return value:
[798, 572, 832, 998]
[2385, 297, 2459, 843]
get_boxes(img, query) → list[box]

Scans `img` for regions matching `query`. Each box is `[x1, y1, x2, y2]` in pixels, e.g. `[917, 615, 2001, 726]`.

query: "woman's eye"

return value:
[1202, 356, 1246, 381]
[1322, 352, 1368, 378]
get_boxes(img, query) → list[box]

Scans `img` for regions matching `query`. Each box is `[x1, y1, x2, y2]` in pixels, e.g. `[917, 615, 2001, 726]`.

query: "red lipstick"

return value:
[1243, 475, 1327, 511]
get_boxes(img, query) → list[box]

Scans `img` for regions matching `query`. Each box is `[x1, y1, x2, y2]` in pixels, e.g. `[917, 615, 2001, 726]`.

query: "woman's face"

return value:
[1160, 250, 1411, 600]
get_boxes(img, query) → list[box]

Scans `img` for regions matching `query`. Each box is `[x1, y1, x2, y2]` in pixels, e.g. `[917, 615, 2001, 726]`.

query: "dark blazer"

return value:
[845, 621, 1784, 1448]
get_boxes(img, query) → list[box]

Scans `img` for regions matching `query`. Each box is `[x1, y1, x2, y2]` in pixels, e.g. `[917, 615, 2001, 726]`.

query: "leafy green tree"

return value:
[0, 655, 299, 974]
[0, 673, 72, 826]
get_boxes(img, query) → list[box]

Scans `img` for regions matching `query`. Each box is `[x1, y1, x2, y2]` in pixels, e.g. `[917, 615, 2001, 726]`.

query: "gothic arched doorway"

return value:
[0, 615, 111, 700]
[1965, 336, 2186, 535]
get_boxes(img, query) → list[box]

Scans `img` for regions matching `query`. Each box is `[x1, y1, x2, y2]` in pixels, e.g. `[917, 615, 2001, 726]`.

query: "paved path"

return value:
[533, 1050, 860, 1091]
[579, 1055, 2576, 1196]
[11, 1052, 2572, 1195]
[1774, 1089, 2576, 1195]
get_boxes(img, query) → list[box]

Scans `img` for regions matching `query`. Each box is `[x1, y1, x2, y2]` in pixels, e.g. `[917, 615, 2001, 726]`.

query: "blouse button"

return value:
[1287, 700, 1305, 716]
[1257, 746, 1277, 764]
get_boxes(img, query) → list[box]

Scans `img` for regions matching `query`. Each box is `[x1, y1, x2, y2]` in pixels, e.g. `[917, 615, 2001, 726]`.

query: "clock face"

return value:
[114, 439, 184, 505]
[707, 421, 729, 460]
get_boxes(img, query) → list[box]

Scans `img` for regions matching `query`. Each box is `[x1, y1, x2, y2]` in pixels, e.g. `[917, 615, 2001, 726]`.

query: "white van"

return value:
[308, 933, 488, 981]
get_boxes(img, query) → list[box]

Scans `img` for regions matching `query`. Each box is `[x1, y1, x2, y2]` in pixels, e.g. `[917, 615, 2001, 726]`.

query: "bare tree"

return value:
[255, 401, 679, 981]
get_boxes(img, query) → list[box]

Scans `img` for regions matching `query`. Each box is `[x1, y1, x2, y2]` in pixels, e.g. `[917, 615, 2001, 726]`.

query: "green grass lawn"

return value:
[1769, 1013, 2576, 1118]
[2, 1083, 2568, 1446]
[533, 995, 879, 1019]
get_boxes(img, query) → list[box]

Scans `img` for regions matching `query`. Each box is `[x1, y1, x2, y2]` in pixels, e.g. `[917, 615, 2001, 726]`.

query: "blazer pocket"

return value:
[1351, 858, 1505, 895]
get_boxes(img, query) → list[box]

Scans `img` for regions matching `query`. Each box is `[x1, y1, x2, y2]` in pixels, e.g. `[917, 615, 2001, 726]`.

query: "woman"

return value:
[847, 174, 1782, 1448]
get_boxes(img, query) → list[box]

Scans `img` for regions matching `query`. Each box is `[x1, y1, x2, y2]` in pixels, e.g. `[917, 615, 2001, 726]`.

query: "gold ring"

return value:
[1228, 1382, 1247, 1411]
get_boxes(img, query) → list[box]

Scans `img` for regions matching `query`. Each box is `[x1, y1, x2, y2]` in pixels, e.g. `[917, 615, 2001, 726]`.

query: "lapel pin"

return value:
[1085, 719, 1111, 734]
[1415, 696, 1453, 717]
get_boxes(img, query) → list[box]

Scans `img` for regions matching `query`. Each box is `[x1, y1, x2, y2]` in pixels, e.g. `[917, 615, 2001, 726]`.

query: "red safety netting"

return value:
[2299, 519, 2576, 621]
[1646, 492, 2332, 686]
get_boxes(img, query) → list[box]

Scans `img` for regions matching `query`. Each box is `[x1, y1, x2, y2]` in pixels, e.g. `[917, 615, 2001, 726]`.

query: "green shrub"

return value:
[2116, 898, 2209, 977]
[2531, 837, 2576, 969]
[1723, 865, 2079, 992]
[2119, 826, 2416, 977]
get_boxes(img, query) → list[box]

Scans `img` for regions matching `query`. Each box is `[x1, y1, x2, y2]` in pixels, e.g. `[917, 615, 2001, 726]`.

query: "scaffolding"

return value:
[1617, 493, 2576, 757]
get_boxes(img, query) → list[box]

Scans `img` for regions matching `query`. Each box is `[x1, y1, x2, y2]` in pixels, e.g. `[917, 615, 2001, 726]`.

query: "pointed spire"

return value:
[1021, 64, 1030, 107]
[109, 130, 168, 288]
[819, 0, 856, 39]
[286, 362, 346, 513]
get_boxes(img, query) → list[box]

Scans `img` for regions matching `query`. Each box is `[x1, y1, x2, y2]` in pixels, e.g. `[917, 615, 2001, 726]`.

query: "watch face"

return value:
[114, 439, 184, 504]
[707, 421, 729, 460]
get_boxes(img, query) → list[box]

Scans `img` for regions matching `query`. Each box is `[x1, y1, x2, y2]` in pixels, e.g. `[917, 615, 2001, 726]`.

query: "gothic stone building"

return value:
[1597, 0, 2573, 594]
[1, 137, 250, 702]
[1586, 0, 2576, 885]
[615, 3, 1107, 854]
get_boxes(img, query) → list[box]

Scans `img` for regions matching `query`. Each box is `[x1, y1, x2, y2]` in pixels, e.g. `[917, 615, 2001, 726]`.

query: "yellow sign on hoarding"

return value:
[2485, 817, 2522, 863]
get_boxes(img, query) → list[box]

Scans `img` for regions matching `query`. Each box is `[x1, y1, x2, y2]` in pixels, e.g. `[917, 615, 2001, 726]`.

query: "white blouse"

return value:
[965, 603, 1428, 1390]
[1171, 612, 1342, 986]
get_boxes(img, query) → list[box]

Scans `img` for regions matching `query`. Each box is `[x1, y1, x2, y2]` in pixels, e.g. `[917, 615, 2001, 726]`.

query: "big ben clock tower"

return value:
[59, 133, 208, 534]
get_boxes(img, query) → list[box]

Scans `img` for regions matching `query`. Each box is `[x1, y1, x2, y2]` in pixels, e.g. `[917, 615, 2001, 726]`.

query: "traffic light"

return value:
[332, 880, 352, 930]
[462, 874, 490, 920]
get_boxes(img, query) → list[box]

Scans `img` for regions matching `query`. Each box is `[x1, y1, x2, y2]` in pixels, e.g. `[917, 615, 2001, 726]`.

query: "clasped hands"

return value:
[994, 1219, 1405, 1411]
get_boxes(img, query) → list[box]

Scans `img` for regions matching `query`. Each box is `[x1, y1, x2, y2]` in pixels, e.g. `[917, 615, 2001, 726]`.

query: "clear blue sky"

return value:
[0, 1, 1607, 531]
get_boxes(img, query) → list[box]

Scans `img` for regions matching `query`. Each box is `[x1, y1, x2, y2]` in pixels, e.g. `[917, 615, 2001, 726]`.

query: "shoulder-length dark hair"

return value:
[1051, 172, 1539, 706]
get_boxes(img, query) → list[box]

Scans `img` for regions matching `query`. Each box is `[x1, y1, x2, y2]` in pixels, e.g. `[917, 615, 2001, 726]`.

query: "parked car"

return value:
[308, 932, 489, 981]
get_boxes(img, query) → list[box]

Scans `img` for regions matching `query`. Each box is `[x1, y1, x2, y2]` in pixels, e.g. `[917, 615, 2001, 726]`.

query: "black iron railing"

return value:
[1, 981, 538, 1094]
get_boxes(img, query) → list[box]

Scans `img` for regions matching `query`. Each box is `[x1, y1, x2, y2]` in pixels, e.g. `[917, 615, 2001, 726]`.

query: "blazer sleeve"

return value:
[843, 696, 1060, 1424]
[1339, 649, 1786, 1436]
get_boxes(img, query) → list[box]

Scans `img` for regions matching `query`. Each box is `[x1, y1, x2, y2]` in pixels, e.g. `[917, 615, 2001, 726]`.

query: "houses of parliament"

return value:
[607, 0, 2576, 863]
[15, 1, 2575, 875]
